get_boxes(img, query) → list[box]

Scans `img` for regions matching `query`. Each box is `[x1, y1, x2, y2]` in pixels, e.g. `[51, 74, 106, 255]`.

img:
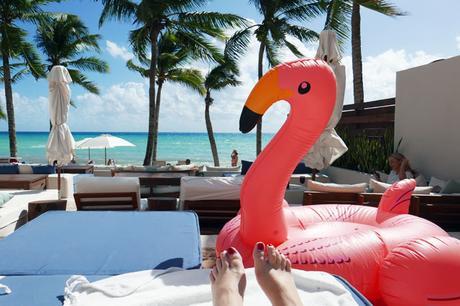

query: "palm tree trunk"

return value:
[2, 53, 17, 157]
[152, 80, 163, 162]
[352, 1, 364, 106]
[256, 41, 265, 156]
[143, 28, 160, 166]
[205, 90, 219, 166]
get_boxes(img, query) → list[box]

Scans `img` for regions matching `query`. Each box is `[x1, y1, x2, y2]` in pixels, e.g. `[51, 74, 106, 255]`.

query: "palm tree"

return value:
[127, 31, 206, 161]
[35, 14, 109, 95]
[98, 0, 248, 165]
[226, 0, 324, 155]
[322, 0, 405, 105]
[204, 59, 240, 166]
[0, 0, 50, 157]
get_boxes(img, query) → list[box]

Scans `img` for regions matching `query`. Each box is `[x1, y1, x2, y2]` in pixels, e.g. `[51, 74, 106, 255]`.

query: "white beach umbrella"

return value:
[303, 30, 348, 170]
[76, 134, 135, 164]
[46, 65, 75, 199]
[75, 138, 93, 160]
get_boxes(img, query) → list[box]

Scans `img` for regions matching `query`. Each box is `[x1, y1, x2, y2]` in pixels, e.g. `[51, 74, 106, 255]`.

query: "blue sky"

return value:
[1, 0, 460, 132]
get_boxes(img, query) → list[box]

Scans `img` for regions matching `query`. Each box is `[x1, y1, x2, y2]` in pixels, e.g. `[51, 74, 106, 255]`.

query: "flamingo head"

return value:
[240, 58, 336, 133]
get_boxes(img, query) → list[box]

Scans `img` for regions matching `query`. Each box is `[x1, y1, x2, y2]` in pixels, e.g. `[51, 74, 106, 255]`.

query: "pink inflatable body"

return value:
[217, 58, 460, 305]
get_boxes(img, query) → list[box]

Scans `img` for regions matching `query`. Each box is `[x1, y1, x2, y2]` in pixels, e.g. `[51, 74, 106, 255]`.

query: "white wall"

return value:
[395, 56, 460, 180]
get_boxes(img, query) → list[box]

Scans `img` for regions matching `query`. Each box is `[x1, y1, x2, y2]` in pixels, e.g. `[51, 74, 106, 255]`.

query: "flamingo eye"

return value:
[298, 81, 311, 95]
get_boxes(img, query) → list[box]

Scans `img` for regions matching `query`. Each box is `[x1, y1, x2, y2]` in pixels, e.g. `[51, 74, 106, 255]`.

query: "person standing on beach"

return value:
[231, 150, 238, 167]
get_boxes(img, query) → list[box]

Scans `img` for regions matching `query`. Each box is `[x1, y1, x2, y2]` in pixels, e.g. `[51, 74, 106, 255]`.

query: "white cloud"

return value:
[1, 34, 448, 134]
[341, 49, 439, 104]
[457, 36, 460, 51]
[0, 91, 48, 131]
[105, 40, 133, 61]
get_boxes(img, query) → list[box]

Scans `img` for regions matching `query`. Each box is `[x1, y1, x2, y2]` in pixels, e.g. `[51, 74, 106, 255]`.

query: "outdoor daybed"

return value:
[73, 176, 148, 210]
[0, 211, 201, 305]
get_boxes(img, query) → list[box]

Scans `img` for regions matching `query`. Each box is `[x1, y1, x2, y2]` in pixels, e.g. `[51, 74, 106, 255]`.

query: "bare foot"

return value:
[253, 242, 303, 306]
[210, 247, 246, 306]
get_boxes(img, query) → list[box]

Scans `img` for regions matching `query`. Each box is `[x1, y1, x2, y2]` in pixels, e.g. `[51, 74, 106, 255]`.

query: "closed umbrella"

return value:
[76, 134, 135, 165]
[303, 30, 348, 171]
[46, 65, 75, 199]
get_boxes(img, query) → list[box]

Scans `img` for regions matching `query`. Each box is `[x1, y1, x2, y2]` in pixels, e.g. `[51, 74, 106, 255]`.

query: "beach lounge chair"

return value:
[0, 211, 201, 305]
[74, 176, 147, 210]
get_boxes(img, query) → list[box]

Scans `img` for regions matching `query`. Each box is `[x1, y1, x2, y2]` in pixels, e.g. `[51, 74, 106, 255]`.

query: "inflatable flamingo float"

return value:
[216, 58, 460, 305]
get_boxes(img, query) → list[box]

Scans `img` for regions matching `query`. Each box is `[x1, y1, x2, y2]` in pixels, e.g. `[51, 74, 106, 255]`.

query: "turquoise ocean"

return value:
[0, 132, 274, 166]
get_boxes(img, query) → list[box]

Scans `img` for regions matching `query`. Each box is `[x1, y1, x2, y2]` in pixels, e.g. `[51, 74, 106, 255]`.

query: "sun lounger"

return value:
[0, 189, 64, 237]
[74, 176, 147, 210]
[0, 211, 201, 305]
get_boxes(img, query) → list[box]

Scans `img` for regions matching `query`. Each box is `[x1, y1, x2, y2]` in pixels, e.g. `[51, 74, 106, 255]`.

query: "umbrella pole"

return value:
[105, 147, 107, 165]
[88, 148, 91, 160]
[57, 165, 62, 200]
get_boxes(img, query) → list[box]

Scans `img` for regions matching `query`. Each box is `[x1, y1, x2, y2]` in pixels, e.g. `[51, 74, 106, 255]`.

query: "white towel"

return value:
[64, 268, 359, 306]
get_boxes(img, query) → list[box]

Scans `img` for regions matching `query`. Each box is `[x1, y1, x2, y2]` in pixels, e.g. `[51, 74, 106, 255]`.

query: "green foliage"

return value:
[35, 14, 109, 95]
[321, 0, 406, 45]
[334, 127, 394, 173]
[126, 31, 205, 95]
[227, 0, 323, 65]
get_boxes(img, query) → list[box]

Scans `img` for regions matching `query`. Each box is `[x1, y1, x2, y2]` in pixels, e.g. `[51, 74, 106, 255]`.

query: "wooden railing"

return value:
[338, 98, 395, 129]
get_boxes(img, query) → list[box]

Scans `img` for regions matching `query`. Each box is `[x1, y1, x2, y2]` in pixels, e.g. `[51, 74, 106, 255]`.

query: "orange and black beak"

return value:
[239, 67, 292, 133]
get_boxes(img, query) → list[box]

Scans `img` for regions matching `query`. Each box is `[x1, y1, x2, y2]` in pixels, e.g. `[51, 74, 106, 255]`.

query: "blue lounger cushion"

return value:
[0, 211, 201, 275]
[0, 275, 108, 306]
[0, 274, 371, 306]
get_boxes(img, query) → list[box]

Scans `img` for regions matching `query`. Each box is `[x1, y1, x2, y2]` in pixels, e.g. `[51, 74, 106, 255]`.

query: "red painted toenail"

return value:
[256, 242, 264, 251]
[227, 247, 236, 255]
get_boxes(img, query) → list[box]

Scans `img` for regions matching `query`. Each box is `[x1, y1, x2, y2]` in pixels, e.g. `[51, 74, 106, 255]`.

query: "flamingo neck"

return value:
[239, 105, 326, 245]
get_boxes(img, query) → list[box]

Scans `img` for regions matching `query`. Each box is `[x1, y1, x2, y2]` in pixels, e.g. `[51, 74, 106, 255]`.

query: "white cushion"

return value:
[46, 173, 79, 198]
[429, 176, 448, 193]
[205, 165, 241, 172]
[75, 177, 141, 208]
[307, 180, 367, 193]
[180, 176, 243, 202]
[369, 179, 433, 194]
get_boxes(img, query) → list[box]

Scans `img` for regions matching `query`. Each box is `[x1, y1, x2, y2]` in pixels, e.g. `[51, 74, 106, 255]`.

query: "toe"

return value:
[216, 257, 223, 272]
[209, 271, 215, 283]
[220, 251, 229, 270]
[212, 266, 218, 279]
[253, 242, 266, 267]
[279, 253, 287, 270]
[225, 247, 243, 267]
[267, 245, 278, 267]
[286, 258, 292, 272]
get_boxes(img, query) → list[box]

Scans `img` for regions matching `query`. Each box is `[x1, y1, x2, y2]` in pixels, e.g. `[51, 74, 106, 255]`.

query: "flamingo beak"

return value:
[239, 68, 292, 133]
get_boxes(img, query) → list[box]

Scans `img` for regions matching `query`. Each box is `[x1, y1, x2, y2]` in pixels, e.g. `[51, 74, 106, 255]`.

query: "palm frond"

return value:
[278, 2, 326, 21]
[265, 40, 281, 67]
[67, 69, 99, 94]
[322, 0, 352, 44]
[168, 68, 205, 95]
[177, 12, 249, 33]
[224, 27, 253, 61]
[358, 0, 407, 16]
[126, 59, 149, 78]
[285, 24, 319, 43]
[174, 30, 223, 63]
[129, 26, 150, 62]
[65, 57, 109, 73]
[99, 0, 138, 27]
[283, 40, 304, 58]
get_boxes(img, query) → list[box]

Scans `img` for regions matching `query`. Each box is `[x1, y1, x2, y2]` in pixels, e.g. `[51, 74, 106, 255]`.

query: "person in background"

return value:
[231, 150, 238, 167]
[107, 159, 115, 166]
[386, 152, 416, 184]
